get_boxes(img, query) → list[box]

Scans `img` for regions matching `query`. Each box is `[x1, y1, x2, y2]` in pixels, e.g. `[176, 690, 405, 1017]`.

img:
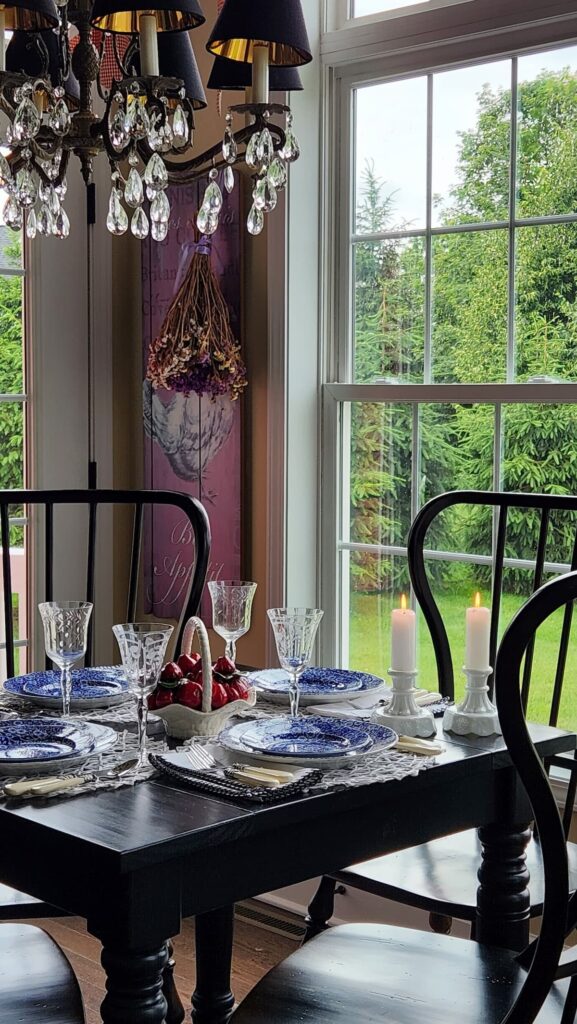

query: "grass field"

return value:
[349, 588, 577, 732]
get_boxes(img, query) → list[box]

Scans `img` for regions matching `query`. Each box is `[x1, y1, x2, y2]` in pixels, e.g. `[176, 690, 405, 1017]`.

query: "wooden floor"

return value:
[25, 913, 301, 1024]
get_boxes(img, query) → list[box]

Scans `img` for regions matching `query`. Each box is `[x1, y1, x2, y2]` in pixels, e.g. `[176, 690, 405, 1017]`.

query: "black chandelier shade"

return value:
[133, 32, 206, 108]
[90, 0, 204, 34]
[206, 0, 312, 67]
[207, 54, 302, 92]
[6, 30, 80, 102]
[1, 0, 59, 31]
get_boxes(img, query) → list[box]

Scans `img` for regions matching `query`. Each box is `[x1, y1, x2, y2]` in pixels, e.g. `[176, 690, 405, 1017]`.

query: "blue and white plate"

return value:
[247, 667, 385, 706]
[0, 722, 117, 777]
[220, 716, 397, 768]
[0, 718, 96, 763]
[4, 668, 129, 710]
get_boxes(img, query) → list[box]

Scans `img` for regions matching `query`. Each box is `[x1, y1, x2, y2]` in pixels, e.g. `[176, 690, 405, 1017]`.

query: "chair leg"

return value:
[303, 876, 337, 942]
[561, 975, 577, 1024]
[429, 912, 453, 935]
[162, 940, 185, 1024]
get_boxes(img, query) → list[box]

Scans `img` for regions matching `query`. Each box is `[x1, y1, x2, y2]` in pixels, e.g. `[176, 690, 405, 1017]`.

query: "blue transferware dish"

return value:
[247, 667, 384, 705]
[0, 717, 96, 763]
[4, 668, 128, 709]
[221, 715, 397, 761]
[0, 722, 118, 777]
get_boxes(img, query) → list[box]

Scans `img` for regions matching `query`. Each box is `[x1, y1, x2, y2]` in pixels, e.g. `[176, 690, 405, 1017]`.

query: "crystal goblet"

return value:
[208, 580, 257, 662]
[267, 607, 324, 718]
[112, 622, 173, 769]
[38, 601, 93, 716]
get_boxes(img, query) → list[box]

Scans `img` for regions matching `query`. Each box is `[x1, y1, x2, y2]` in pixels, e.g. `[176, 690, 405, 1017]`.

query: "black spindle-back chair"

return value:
[0, 489, 210, 678]
[306, 490, 577, 940]
[233, 571, 577, 1024]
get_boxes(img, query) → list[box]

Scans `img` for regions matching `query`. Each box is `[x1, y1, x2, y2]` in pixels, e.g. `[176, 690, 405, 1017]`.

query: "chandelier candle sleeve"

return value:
[465, 592, 491, 671]
[252, 43, 269, 104]
[139, 14, 160, 76]
[0, 12, 5, 73]
[391, 595, 416, 673]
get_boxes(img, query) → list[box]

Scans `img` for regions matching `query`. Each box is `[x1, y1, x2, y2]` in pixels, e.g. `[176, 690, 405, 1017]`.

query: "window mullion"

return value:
[424, 72, 433, 385]
[507, 56, 519, 384]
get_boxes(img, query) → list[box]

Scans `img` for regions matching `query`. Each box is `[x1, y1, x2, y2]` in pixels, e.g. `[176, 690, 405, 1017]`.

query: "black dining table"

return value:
[0, 721, 573, 1024]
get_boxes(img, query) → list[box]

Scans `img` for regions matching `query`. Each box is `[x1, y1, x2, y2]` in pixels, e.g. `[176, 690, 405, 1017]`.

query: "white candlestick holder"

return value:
[371, 669, 436, 738]
[442, 667, 502, 736]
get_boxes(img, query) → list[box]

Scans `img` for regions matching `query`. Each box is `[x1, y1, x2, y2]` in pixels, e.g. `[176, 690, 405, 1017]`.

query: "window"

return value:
[351, 0, 471, 18]
[0, 220, 27, 675]
[323, 42, 577, 729]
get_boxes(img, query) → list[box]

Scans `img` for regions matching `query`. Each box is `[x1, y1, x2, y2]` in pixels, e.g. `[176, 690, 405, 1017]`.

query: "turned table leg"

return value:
[192, 905, 236, 1024]
[100, 942, 169, 1023]
[475, 822, 532, 951]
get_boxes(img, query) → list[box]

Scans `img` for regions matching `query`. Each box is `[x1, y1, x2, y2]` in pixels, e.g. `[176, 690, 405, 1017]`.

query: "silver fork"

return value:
[185, 746, 221, 771]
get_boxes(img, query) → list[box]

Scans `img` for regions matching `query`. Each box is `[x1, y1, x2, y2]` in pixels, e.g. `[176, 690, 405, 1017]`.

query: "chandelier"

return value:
[0, 0, 312, 240]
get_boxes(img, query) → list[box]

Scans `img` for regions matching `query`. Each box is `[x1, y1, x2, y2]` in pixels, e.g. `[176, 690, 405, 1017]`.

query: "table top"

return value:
[0, 722, 572, 873]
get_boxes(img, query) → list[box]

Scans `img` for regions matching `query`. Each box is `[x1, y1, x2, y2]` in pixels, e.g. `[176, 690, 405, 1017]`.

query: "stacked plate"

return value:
[0, 717, 117, 775]
[247, 667, 385, 706]
[220, 715, 397, 768]
[4, 667, 130, 710]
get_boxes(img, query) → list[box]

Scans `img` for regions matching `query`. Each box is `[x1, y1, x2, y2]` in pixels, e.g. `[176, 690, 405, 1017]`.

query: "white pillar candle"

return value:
[252, 43, 269, 104]
[0, 13, 6, 74]
[391, 594, 416, 673]
[139, 14, 159, 77]
[465, 592, 491, 670]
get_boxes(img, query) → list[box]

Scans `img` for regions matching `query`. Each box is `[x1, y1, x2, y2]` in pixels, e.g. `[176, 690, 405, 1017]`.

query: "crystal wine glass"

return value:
[267, 607, 324, 718]
[208, 580, 257, 662]
[38, 601, 93, 716]
[112, 622, 173, 769]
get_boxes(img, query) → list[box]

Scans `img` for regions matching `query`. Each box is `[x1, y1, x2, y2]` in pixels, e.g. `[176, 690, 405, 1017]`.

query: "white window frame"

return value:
[316, 3, 577, 665]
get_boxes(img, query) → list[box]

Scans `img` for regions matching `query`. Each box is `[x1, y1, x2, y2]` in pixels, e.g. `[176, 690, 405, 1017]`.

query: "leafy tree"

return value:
[0, 237, 23, 495]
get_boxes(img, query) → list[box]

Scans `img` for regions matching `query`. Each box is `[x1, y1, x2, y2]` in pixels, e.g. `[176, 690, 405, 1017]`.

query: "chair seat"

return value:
[334, 831, 577, 921]
[231, 923, 568, 1024]
[0, 922, 84, 1022]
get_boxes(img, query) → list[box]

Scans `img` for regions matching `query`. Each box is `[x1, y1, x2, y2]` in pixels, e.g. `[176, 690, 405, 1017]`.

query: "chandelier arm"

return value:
[59, 3, 71, 85]
[95, 31, 109, 102]
[152, 120, 286, 183]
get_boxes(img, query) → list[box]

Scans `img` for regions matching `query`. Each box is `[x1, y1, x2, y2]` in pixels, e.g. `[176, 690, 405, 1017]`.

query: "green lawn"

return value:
[349, 588, 577, 732]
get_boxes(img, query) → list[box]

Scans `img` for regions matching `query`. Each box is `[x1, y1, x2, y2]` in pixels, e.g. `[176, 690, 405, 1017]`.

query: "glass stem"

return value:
[289, 671, 300, 718]
[136, 693, 148, 768]
[225, 639, 236, 662]
[61, 664, 72, 717]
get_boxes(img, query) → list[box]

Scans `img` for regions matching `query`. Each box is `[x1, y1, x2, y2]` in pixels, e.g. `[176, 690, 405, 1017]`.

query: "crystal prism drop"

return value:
[281, 129, 300, 163]
[12, 97, 41, 142]
[143, 153, 168, 192]
[47, 153, 61, 181]
[172, 105, 188, 148]
[131, 205, 149, 239]
[203, 180, 223, 212]
[268, 156, 287, 191]
[53, 207, 70, 238]
[106, 187, 128, 235]
[38, 181, 50, 202]
[37, 204, 53, 236]
[152, 218, 169, 242]
[245, 131, 261, 170]
[0, 154, 11, 188]
[3, 195, 22, 230]
[222, 128, 237, 165]
[224, 165, 235, 194]
[15, 168, 37, 208]
[125, 167, 144, 208]
[256, 128, 274, 171]
[110, 108, 129, 151]
[253, 176, 277, 213]
[196, 204, 218, 235]
[150, 190, 170, 224]
[55, 177, 68, 198]
[47, 188, 60, 216]
[26, 208, 37, 239]
[49, 98, 71, 135]
[247, 203, 264, 236]
[128, 99, 150, 140]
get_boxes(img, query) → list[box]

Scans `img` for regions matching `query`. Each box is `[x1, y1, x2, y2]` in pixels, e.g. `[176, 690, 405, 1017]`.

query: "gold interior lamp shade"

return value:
[206, 0, 312, 67]
[90, 0, 204, 34]
[0, 0, 58, 31]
